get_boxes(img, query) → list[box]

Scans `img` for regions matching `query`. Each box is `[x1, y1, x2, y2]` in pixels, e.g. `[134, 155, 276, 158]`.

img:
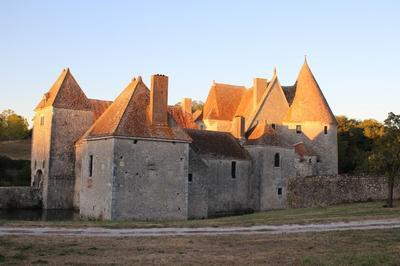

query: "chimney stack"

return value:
[253, 78, 267, 110]
[181, 98, 192, 114]
[232, 116, 245, 139]
[150, 74, 168, 126]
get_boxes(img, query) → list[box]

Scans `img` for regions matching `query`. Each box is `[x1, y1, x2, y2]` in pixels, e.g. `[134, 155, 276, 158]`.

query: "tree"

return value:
[0, 109, 30, 140]
[191, 101, 204, 112]
[369, 112, 400, 207]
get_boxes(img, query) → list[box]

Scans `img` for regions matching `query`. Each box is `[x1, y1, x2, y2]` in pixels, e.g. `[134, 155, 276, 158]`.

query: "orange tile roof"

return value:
[283, 60, 337, 124]
[35, 68, 91, 111]
[83, 77, 191, 142]
[203, 82, 246, 121]
[293, 142, 316, 157]
[88, 99, 113, 120]
[168, 105, 198, 129]
[192, 110, 203, 122]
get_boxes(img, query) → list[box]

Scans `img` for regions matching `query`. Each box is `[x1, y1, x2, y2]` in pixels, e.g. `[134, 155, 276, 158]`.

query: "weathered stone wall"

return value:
[44, 108, 94, 209]
[112, 138, 189, 220]
[0, 187, 41, 209]
[188, 148, 208, 219]
[288, 175, 400, 208]
[246, 145, 295, 211]
[202, 158, 251, 217]
[79, 138, 114, 220]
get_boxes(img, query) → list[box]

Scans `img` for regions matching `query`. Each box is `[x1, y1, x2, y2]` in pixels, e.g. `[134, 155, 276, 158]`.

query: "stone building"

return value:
[31, 59, 338, 220]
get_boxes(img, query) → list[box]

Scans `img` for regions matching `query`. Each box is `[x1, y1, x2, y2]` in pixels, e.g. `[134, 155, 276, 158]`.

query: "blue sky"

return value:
[1, 0, 399, 124]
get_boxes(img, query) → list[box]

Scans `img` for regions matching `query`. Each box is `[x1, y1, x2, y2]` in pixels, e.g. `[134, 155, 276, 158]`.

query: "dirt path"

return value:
[1, 218, 400, 237]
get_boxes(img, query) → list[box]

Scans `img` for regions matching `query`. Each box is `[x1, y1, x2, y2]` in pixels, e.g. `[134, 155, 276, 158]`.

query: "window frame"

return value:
[274, 153, 280, 167]
[231, 161, 237, 179]
[89, 155, 93, 177]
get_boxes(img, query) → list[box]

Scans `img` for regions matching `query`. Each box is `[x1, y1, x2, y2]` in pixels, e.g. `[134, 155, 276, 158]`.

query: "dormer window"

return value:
[271, 123, 276, 129]
[324, 126, 328, 134]
[296, 125, 302, 134]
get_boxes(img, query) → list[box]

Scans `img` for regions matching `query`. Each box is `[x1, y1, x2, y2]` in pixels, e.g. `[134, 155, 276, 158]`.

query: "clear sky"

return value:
[1, 0, 399, 124]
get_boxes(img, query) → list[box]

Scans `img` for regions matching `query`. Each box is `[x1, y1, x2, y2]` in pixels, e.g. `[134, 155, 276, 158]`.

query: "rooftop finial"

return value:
[273, 66, 277, 77]
[304, 54, 308, 64]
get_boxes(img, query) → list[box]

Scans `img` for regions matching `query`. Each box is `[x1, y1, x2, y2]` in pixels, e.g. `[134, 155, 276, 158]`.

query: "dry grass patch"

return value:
[0, 229, 399, 265]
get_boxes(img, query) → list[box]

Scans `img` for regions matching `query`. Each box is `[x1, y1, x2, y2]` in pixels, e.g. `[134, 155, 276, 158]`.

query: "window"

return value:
[133, 139, 138, 144]
[324, 126, 328, 134]
[296, 125, 302, 134]
[231, 161, 237, 179]
[89, 155, 93, 177]
[277, 187, 282, 195]
[42, 160, 45, 168]
[40, 116, 44, 126]
[274, 153, 280, 167]
[34, 160, 37, 169]
[188, 173, 193, 183]
[271, 123, 276, 129]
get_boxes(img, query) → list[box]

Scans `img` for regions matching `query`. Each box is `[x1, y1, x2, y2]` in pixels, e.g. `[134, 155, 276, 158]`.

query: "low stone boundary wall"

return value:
[0, 187, 41, 209]
[288, 175, 400, 208]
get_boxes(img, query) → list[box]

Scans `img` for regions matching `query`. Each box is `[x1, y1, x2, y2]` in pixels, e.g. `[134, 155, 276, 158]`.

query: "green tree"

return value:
[0, 109, 30, 140]
[192, 101, 204, 112]
[369, 112, 400, 207]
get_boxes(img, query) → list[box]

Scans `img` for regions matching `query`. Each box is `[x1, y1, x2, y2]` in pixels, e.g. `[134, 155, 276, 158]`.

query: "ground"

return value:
[0, 201, 400, 265]
[0, 229, 399, 265]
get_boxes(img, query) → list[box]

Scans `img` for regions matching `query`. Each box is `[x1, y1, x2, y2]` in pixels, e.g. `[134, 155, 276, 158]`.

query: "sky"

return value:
[0, 0, 399, 125]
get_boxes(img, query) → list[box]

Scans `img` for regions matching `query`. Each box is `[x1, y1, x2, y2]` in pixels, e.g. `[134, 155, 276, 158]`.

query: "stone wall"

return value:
[0, 187, 41, 209]
[288, 175, 400, 208]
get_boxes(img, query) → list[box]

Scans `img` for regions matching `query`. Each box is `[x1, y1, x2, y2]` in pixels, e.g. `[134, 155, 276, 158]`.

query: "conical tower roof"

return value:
[283, 60, 337, 124]
[35, 68, 91, 111]
[83, 77, 191, 141]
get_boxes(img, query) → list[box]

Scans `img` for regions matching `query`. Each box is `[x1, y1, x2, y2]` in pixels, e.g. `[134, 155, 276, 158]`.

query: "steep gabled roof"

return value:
[185, 129, 249, 160]
[35, 68, 91, 111]
[82, 77, 191, 142]
[203, 82, 246, 120]
[283, 60, 337, 124]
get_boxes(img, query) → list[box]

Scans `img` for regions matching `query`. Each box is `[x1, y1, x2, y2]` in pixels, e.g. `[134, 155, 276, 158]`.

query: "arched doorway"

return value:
[33, 169, 43, 189]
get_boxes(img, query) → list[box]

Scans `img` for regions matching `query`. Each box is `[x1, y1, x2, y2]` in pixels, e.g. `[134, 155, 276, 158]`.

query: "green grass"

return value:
[0, 200, 399, 229]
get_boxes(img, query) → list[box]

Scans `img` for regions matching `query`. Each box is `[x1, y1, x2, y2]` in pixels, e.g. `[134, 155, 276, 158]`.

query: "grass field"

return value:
[0, 139, 31, 160]
[0, 229, 399, 265]
[1, 200, 399, 229]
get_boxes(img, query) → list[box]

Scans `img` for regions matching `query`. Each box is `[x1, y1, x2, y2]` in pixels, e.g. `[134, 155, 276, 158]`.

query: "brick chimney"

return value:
[181, 98, 192, 114]
[231, 116, 245, 139]
[253, 78, 267, 110]
[150, 74, 168, 126]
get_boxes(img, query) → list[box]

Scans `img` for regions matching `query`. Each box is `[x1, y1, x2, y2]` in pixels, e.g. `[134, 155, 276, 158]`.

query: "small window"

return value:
[40, 116, 44, 126]
[271, 123, 276, 129]
[277, 187, 282, 195]
[324, 126, 328, 134]
[231, 161, 236, 179]
[34, 160, 37, 169]
[133, 140, 138, 144]
[296, 125, 302, 134]
[89, 155, 93, 177]
[188, 173, 193, 183]
[274, 153, 280, 167]
[42, 160, 45, 168]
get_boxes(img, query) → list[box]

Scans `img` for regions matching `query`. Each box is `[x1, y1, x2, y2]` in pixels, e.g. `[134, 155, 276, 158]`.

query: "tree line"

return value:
[0, 109, 30, 140]
[337, 112, 400, 207]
